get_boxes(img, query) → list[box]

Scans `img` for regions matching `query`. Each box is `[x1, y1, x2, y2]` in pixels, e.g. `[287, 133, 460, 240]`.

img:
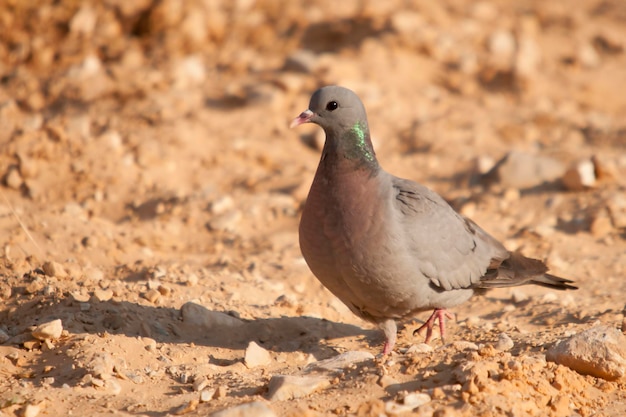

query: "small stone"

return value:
[186, 274, 199, 286]
[80, 303, 91, 312]
[304, 351, 374, 372]
[405, 343, 434, 354]
[244, 341, 272, 368]
[5, 167, 23, 189]
[181, 302, 244, 329]
[94, 288, 113, 302]
[210, 401, 277, 417]
[495, 333, 514, 351]
[32, 319, 63, 340]
[200, 388, 216, 402]
[71, 291, 91, 302]
[42, 261, 67, 278]
[208, 210, 242, 232]
[157, 284, 171, 296]
[385, 392, 431, 415]
[546, 325, 626, 380]
[22, 403, 41, 417]
[562, 159, 596, 191]
[377, 374, 399, 388]
[143, 289, 161, 304]
[210, 196, 235, 215]
[23, 339, 41, 350]
[450, 341, 479, 351]
[266, 375, 330, 401]
[192, 378, 209, 392]
[403, 392, 432, 408]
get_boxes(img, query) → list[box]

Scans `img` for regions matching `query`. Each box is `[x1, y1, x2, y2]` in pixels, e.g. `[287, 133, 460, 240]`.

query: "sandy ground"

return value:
[1, 0, 626, 416]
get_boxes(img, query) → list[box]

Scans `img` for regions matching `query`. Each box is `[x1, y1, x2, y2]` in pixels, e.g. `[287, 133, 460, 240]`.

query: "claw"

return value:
[413, 308, 455, 344]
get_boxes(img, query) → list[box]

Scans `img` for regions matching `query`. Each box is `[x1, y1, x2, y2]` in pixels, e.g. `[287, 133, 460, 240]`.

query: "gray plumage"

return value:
[291, 86, 576, 354]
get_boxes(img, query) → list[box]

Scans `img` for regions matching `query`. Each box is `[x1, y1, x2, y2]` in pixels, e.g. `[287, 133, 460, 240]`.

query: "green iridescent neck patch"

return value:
[350, 121, 375, 162]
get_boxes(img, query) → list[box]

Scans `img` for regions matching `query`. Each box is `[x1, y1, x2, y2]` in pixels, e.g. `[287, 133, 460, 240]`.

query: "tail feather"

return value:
[477, 250, 577, 290]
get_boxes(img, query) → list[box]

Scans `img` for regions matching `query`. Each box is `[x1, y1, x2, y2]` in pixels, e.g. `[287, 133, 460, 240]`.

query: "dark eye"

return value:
[326, 101, 338, 111]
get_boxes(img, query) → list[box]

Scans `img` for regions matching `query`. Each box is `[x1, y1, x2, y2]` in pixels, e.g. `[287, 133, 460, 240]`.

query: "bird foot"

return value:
[413, 308, 455, 344]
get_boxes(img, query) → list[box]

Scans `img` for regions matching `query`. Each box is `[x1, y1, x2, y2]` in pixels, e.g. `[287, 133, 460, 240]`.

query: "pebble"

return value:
[511, 289, 529, 304]
[495, 333, 514, 351]
[244, 341, 272, 368]
[71, 291, 90, 302]
[94, 288, 113, 302]
[180, 302, 244, 329]
[104, 379, 122, 395]
[385, 392, 431, 415]
[32, 319, 63, 341]
[199, 388, 216, 402]
[22, 403, 41, 417]
[5, 167, 23, 189]
[210, 401, 277, 417]
[304, 351, 374, 372]
[546, 325, 626, 380]
[143, 288, 161, 304]
[404, 343, 434, 354]
[562, 159, 596, 191]
[42, 261, 67, 278]
[266, 375, 330, 401]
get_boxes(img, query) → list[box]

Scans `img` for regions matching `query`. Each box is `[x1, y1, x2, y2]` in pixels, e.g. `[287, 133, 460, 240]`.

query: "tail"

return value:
[530, 273, 577, 290]
[477, 251, 577, 290]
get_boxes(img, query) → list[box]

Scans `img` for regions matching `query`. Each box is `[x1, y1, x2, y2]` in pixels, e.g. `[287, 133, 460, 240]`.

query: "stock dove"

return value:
[291, 86, 576, 354]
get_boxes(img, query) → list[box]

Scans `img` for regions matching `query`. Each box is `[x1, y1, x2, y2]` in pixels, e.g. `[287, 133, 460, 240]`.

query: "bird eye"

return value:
[326, 101, 338, 111]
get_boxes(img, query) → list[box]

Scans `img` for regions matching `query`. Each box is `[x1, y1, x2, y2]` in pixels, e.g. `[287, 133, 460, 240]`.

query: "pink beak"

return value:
[289, 109, 314, 128]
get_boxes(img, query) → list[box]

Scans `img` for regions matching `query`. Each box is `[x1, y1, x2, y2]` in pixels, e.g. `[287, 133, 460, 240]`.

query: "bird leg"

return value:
[379, 319, 397, 355]
[413, 308, 455, 344]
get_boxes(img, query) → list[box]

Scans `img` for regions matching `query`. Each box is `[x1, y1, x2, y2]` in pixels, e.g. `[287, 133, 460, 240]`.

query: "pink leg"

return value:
[413, 308, 455, 344]
[380, 319, 397, 355]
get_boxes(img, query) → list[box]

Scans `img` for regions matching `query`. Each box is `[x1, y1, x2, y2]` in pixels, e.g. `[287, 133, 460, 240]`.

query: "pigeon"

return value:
[290, 86, 577, 355]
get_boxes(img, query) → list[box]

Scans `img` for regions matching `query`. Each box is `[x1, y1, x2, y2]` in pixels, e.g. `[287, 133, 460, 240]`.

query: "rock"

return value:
[210, 401, 277, 417]
[192, 378, 209, 392]
[22, 403, 41, 417]
[180, 302, 244, 329]
[143, 288, 161, 304]
[562, 159, 596, 191]
[5, 167, 23, 189]
[32, 319, 63, 341]
[546, 325, 626, 380]
[42, 261, 67, 278]
[385, 392, 431, 415]
[208, 210, 242, 232]
[405, 343, 433, 354]
[304, 351, 374, 372]
[495, 333, 514, 351]
[94, 288, 113, 302]
[244, 341, 272, 368]
[266, 375, 330, 401]
[482, 151, 565, 189]
[200, 388, 217, 402]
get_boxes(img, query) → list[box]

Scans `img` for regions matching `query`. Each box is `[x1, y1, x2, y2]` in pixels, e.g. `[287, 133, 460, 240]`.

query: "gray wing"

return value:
[391, 176, 509, 291]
